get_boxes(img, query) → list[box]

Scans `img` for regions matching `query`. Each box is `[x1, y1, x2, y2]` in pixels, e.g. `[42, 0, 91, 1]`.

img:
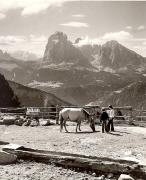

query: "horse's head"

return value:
[89, 115, 96, 132]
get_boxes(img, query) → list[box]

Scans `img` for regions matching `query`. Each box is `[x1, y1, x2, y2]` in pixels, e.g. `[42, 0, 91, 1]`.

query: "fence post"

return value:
[141, 107, 144, 121]
[129, 107, 134, 125]
[56, 105, 60, 124]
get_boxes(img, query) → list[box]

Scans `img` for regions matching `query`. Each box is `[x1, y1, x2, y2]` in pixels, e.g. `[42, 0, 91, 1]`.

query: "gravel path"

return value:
[0, 124, 146, 179]
[0, 161, 107, 180]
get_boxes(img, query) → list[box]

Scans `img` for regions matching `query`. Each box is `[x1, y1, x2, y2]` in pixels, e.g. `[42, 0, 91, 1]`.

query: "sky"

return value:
[0, 0, 146, 57]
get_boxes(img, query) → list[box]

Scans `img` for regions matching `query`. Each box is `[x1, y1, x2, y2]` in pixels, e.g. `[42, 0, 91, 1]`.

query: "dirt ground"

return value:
[0, 123, 146, 180]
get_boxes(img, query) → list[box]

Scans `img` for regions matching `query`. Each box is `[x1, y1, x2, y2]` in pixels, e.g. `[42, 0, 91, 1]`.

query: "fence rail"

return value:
[0, 106, 146, 124]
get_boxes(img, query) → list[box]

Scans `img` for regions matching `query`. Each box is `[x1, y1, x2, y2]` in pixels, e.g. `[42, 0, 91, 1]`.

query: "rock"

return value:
[0, 151, 17, 165]
[118, 174, 135, 180]
[30, 119, 39, 127]
[107, 173, 114, 178]
[23, 119, 31, 126]
[14, 118, 24, 126]
[96, 175, 105, 180]
[39, 119, 51, 126]
[3, 116, 16, 125]
[92, 172, 96, 176]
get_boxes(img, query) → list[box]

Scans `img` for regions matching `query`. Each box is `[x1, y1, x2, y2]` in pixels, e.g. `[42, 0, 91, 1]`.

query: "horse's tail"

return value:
[59, 113, 64, 132]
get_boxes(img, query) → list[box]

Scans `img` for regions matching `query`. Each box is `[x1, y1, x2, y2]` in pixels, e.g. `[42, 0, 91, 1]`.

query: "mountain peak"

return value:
[43, 32, 92, 68]
[74, 38, 82, 44]
[0, 49, 14, 61]
[105, 40, 119, 46]
[97, 40, 145, 70]
[48, 31, 68, 43]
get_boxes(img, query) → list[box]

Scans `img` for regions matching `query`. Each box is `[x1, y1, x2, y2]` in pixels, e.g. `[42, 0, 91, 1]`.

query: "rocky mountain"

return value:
[8, 80, 70, 107]
[79, 40, 146, 72]
[90, 81, 146, 109]
[0, 49, 14, 61]
[0, 32, 146, 106]
[10, 51, 38, 61]
[43, 31, 92, 68]
[0, 69, 69, 108]
[0, 73, 20, 107]
[0, 49, 38, 83]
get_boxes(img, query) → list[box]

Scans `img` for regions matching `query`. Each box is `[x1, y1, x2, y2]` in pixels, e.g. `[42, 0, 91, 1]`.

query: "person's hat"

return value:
[108, 105, 113, 109]
[101, 108, 105, 111]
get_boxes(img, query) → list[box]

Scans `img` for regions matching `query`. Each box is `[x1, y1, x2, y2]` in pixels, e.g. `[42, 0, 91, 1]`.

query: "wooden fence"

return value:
[0, 106, 146, 124]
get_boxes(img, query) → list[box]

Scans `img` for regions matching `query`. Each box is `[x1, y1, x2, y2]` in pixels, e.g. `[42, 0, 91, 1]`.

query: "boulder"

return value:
[3, 115, 16, 125]
[23, 119, 31, 126]
[40, 119, 50, 126]
[14, 118, 24, 126]
[39, 119, 55, 126]
[0, 151, 17, 165]
[30, 119, 39, 127]
[118, 174, 135, 180]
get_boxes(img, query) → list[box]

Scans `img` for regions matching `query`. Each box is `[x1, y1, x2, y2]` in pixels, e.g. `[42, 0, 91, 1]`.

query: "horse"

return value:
[59, 108, 95, 133]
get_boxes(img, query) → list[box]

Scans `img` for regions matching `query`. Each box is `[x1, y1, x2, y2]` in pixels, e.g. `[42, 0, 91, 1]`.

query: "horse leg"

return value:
[64, 120, 68, 132]
[90, 117, 95, 132]
[76, 122, 79, 133]
[79, 120, 81, 131]
[60, 115, 64, 132]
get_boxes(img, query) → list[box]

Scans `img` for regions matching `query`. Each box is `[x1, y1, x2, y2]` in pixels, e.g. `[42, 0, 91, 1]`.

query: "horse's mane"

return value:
[82, 108, 90, 118]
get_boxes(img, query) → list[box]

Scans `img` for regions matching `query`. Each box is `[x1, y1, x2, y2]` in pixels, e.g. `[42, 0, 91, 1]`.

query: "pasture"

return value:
[0, 123, 146, 179]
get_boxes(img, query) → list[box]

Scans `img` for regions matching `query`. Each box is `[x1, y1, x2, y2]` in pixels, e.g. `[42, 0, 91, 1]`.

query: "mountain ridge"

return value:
[0, 32, 146, 106]
[90, 81, 146, 109]
[43, 31, 92, 68]
[8, 80, 71, 107]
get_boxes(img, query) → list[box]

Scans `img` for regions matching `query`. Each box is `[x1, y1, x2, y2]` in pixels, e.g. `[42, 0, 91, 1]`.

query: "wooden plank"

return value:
[1, 113, 25, 115]
[61, 105, 101, 109]
[2, 144, 146, 179]
[136, 116, 146, 118]
[102, 106, 132, 110]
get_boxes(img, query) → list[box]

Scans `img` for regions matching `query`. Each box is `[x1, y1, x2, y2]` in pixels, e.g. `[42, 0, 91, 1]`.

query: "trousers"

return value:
[102, 120, 107, 133]
[107, 118, 114, 132]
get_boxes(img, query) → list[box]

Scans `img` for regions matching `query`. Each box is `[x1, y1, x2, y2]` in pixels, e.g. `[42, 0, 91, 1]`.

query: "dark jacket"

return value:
[100, 111, 109, 121]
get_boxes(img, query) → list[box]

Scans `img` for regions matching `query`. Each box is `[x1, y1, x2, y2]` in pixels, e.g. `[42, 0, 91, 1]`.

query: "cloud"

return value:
[29, 34, 47, 42]
[0, 0, 91, 16]
[137, 25, 145, 30]
[102, 31, 133, 41]
[75, 30, 146, 56]
[125, 26, 133, 30]
[60, 21, 89, 28]
[0, 35, 26, 44]
[0, 0, 64, 16]
[76, 31, 133, 47]
[0, 35, 47, 44]
[0, 13, 6, 19]
[72, 14, 85, 18]
[75, 36, 101, 46]
[0, 34, 47, 57]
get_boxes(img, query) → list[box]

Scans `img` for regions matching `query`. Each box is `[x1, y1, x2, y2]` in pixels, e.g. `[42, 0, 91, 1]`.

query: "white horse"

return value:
[59, 108, 95, 133]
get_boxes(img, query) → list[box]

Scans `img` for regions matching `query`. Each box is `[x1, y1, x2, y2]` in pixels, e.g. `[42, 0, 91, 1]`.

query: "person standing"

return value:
[107, 105, 115, 132]
[100, 108, 109, 133]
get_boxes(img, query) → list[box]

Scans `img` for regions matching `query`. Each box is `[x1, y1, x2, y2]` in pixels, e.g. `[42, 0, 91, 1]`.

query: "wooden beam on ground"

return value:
[2, 144, 146, 179]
